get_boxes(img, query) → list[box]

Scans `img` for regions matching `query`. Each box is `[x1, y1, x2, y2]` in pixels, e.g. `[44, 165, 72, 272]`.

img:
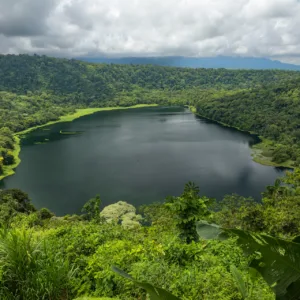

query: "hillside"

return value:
[1, 55, 300, 99]
[193, 80, 300, 166]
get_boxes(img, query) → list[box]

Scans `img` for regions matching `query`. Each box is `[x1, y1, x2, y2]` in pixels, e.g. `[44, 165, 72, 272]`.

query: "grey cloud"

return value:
[0, 0, 300, 63]
[0, 0, 57, 37]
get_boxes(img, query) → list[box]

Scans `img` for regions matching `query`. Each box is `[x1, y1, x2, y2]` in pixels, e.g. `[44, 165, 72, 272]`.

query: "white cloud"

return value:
[0, 0, 300, 63]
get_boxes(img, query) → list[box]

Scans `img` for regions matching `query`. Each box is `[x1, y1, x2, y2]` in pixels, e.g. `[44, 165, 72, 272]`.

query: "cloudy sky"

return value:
[0, 0, 300, 63]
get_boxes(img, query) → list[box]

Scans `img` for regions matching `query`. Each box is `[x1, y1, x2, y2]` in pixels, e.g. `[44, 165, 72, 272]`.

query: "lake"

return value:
[0, 106, 285, 215]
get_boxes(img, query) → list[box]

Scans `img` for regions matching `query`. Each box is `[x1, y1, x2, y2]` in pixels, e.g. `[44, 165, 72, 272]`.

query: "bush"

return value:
[38, 207, 54, 220]
[272, 146, 290, 163]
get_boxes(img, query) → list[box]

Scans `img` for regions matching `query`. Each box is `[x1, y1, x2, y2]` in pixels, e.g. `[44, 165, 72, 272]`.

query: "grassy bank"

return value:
[17, 104, 157, 135]
[0, 136, 21, 181]
[251, 140, 294, 168]
[190, 106, 295, 169]
[0, 104, 157, 181]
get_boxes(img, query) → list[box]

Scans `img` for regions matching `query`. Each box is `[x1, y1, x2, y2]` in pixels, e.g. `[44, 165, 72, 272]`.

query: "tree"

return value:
[165, 182, 213, 243]
[81, 195, 101, 222]
[37, 208, 54, 220]
[0, 157, 3, 175]
[0, 189, 36, 214]
[0, 189, 36, 225]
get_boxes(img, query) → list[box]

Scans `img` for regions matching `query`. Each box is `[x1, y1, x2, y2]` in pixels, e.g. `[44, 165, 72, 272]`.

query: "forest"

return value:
[193, 80, 300, 166]
[1, 54, 300, 299]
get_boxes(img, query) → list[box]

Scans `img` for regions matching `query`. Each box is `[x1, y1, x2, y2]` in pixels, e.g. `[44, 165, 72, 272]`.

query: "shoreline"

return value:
[0, 104, 158, 181]
[16, 104, 158, 135]
[251, 141, 294, 169]
[189, 106, 294, 169]
[0, 136, 21, 181]
[1, 103, 293, 182]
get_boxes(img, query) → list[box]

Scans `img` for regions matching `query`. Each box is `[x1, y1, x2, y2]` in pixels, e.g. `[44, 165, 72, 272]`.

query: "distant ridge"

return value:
[76, 56, 300, 71]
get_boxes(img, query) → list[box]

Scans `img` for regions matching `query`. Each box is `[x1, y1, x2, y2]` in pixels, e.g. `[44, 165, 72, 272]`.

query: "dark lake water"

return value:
[0, 106, 285, 215]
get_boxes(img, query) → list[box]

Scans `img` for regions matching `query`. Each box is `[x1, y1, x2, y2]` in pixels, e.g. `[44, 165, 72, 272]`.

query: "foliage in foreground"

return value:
[197, 222, 300, 300]
[116, 222, 300, 300]
[0, 229, 74, 300]
[1, 169, 300, 299]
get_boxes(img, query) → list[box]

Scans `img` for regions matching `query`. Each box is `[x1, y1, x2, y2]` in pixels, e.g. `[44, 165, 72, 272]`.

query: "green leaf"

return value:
[112, 266, 180, 300]
[281, 278, 300, 300]
[230, 265, 248, 299]
[292, 236, 300, 244]
[230, 229, 300, 298]
[196, 223, 300, 299]
[196, 221, 226, 240]
[248, 267, 261, 283]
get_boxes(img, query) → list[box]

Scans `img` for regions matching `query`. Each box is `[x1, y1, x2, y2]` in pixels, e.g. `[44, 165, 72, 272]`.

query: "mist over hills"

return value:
[77, 56, 300, 71]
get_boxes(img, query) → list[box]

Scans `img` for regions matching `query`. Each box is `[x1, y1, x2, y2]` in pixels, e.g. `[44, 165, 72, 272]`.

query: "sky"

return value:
[0, 0, 300, 64]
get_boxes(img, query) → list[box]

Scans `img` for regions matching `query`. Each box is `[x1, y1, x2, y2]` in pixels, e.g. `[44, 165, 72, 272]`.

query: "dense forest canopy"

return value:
[2, 54, 300, 97]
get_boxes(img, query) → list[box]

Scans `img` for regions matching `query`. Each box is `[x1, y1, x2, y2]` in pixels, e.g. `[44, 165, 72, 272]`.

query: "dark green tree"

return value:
[37, 208, 54, 220]
[81, 194, 102, 222]
[166, 182, 213, 243]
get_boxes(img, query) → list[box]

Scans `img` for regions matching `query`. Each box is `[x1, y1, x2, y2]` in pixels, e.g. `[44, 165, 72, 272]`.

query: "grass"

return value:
[59, 130, 83, 135]
[16, 105, 157, 136]
[0, 104, 158, 181]
[251, 140, 294, 168]
[0, 229, 73, 299]
[0, 136, 21, 181]
[17, 105, 157, 136]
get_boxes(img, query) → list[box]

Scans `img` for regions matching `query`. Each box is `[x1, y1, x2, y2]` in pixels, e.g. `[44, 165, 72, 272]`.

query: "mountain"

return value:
[77, 56, 300, 71]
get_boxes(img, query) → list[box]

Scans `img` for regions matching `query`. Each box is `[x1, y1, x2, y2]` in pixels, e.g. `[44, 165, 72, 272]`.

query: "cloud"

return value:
[0, 0, 58, 37]
[0, 0, 300, 63]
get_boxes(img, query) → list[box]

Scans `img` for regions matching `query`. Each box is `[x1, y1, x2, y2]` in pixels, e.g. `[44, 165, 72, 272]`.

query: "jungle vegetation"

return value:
[1, 169, 300, 299]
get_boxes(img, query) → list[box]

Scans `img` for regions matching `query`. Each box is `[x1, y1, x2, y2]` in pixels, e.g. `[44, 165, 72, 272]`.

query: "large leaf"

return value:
[112, 266, 180, 300]
[196, 221, 222, 239]
[230, 265, 248, 299]
[196, 220, 225, 239]
[292, 236, 300, 244]
[231, 229, 300, 298]
[282, 278, 300, 300]
[196, 222, 300, 299]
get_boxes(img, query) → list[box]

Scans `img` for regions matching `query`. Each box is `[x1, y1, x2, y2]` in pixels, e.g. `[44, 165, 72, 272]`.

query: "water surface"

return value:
[0, 107, 284, 215]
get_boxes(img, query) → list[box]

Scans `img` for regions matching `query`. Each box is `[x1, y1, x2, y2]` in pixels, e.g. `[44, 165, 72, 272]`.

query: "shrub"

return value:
[0, 229, 75, 300]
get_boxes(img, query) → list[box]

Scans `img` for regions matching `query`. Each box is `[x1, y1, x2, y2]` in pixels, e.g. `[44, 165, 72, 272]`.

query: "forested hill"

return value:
[1, 54, 300, 101]
[194, 80, 300, 165]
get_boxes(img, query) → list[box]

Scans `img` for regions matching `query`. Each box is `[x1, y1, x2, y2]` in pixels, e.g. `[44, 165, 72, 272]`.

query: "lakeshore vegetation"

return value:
[1, 54, 300, 299]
